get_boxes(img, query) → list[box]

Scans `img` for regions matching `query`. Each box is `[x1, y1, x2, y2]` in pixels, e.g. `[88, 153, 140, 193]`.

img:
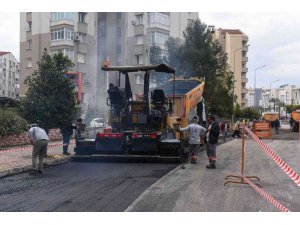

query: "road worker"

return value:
[179, 116, 206, 169]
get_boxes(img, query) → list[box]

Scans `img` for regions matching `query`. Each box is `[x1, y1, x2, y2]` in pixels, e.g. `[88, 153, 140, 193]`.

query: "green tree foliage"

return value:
[20, 49, 76, 133]
[0, 109, 28, 137]
[149, 45, 172, 85]
[241, 107, 260, 120]
[285, 104, 300, 114]
[233, 104, 242, 119]
[164, 19, 234, 118]
[150, 44, 164, 65]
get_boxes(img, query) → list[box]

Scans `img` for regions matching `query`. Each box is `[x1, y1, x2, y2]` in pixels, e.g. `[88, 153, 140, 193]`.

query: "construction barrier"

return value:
[225, 126, 294, 212]
[0, 141, 76, 154]
[243, 176, 290, 212]
[245, 126, 300, 188]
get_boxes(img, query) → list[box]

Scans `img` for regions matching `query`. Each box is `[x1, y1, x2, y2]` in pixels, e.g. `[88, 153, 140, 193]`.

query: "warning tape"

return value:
[0, 141, 76, 154]
[243, 176, 290, 212]
[245, 126, 300, 188]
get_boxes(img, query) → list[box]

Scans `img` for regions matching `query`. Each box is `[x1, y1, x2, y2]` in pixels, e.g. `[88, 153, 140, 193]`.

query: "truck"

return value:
[73, 64, 205, 162]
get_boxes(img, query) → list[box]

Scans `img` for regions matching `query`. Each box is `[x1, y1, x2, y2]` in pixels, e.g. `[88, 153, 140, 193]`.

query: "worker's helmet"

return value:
[192, 116, 198, 123]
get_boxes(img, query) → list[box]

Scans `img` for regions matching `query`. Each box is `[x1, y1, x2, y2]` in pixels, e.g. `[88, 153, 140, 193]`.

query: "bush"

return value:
[0, 109, 28, 137]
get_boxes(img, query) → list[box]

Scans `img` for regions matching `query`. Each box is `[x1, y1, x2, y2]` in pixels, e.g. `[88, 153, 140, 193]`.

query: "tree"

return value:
[150, 44, 164, 65]
[20, 49, 76, 133]
[149, 45, 172, 85]
[164, 19, 234, 118]
[241, 107, 260, 120]
[0, 109, 28, 137]
[233, 104, 242, 120]
[286, 104, 300, 114]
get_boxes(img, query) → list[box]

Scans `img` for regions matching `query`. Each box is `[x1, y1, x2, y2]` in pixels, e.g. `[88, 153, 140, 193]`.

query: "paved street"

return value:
[0, 127, 299, 212]
[126, 129, 300, 212]
[0, 162, 177, 212]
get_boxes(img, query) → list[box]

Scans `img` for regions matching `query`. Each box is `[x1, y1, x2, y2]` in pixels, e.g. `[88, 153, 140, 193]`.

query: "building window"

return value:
[136, 14, 143, 25]
[27, 58, 32, 68]
[51, 48, 74, 61]
[51, 27, 74, 41]
[136, 35, 143, 45]
[27, 40, 32, 49]
[51, 12, 75, 22]
[78, 12, 87, 23]
[26, 21, 32, 32]
[136, 55, 143, 65]
[149, 13, 170, 27]
[151, 31, 169, 48]
[77, 53, 85, 63]
[136, 74, 144, 84]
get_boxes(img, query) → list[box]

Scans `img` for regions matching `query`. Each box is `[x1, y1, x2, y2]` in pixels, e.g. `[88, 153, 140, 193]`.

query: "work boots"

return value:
[191, 158, 197, 164]
[206, 160, 216, 169]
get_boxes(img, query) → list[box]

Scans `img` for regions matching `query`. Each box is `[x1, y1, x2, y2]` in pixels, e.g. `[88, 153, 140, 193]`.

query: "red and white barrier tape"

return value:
[243, 176, 290, 212]
[0, 141, 75, 154]
[245, 126, 300, 188]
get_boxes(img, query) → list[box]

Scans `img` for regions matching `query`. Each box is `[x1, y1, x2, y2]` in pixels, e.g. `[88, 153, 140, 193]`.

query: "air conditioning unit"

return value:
[74, 33, 81, 41]
[132, 20, 137, 25]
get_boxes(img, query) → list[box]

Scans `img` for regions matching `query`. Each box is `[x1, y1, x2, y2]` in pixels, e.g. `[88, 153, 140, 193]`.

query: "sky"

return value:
[1, 1, 300, 91]
[198, 12, 300, 89]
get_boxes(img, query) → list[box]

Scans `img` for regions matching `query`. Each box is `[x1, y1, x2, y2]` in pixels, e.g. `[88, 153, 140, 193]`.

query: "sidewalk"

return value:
[0, 140, 75, 178]
[126, 137, 300, 212]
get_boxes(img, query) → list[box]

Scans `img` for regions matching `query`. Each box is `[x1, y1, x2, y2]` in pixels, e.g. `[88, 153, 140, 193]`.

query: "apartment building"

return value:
[246, 88, 263, 107]
[292, 87, 300, 105]
[258, 84, 300, 115]
[20, 12, 198, 122]
[0, 52, 20, 99]
[212, 28, 249, 107]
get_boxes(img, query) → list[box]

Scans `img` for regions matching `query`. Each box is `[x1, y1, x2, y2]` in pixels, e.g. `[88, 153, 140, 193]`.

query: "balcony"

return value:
[134, 24, 145, 36]
[134, 45, 145, 55]
[50, 19, 74, 27]
[242, 56, 248, 62]
[242, 46, 248, 52]
[242, 36, 249, 42]
[26, 13, 32, 22]
[77, 22, 88, 34]
[150, 23, 170, 31]
[242, 67, 248, 73]
[242, 77, 248, 84]
[50, 40, 74, 47]
[241, 98, 247, 105]
[242, 87, 248, 94]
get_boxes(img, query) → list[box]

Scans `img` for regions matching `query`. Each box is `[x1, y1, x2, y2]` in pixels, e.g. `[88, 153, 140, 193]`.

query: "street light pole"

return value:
[254, 65, 267, 108]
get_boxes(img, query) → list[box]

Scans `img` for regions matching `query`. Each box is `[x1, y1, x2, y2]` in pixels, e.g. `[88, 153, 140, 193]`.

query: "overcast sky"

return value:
[1, 11, 300, 89]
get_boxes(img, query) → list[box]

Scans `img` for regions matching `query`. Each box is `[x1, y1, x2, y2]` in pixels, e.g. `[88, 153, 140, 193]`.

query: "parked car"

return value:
[90, 118, 107, 128]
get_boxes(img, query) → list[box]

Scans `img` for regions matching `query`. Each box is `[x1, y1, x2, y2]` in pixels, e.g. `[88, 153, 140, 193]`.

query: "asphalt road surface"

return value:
[126, 128, 300, 212]
[0, 162, 177, 212]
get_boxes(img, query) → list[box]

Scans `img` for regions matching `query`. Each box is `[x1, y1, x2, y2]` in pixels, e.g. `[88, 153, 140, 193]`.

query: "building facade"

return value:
[258, 85, 299, 115]
[0, 52, 20, 99]
[292, 87, 300, 105]
[213, 28, 249, 108]
[246, 87, 263, 107]
[20, 12, 198, 123]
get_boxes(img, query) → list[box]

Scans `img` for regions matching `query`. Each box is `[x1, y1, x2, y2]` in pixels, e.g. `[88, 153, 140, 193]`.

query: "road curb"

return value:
[124, 138, 235, 212]
[125, 163, 183, 212]
[0, 155, 71, 179]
